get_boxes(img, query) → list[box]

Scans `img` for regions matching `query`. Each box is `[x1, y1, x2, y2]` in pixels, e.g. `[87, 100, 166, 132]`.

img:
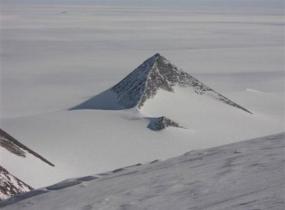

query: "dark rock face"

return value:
[112, 53, 252, 113]
[111, 55, 156, 108]
[0, 166, 32, 201]
[147, 117, 181, 131]
[0, 138, 25, 157]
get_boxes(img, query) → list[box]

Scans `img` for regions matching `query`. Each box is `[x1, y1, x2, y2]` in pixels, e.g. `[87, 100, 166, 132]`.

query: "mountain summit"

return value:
[72, 53, 251, 114]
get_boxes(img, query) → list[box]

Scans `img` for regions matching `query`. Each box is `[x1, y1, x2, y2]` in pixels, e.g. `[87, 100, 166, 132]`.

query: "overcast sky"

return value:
[2, 0, 284, 8]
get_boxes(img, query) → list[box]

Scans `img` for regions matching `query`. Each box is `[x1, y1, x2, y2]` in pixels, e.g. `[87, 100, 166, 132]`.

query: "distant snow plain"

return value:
[0, 2, 284, 187]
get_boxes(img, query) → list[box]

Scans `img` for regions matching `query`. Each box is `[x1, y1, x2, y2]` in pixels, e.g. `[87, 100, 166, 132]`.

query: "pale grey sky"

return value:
[2, 0, 284, 16]
[2, 0, 284, 8]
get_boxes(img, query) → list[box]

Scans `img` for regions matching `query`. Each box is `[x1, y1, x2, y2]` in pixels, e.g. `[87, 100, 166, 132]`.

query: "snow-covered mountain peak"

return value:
[111, 53, 185, 108]
[112, 53, 252, 113]
[72, 54, 251, 114]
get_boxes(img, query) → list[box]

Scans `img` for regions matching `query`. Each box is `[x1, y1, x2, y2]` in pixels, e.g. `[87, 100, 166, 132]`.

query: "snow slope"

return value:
[1, 132, 284, 210]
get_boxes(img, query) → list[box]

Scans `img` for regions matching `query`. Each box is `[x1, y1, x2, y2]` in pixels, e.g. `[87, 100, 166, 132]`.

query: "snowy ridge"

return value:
[0, 166, 32, 201]
[0, 129, 54, 167]
[73, 53, 252, 114]
[1, 133, 284, 210]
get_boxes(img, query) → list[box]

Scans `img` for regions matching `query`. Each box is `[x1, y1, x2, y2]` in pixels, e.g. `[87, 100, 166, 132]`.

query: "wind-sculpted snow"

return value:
[0, 166, 32, 201]
[1, 133, 284, 210]
[73, 53, 252, 114]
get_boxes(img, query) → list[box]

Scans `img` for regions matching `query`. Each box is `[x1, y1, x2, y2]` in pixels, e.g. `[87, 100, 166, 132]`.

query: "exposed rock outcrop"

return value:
[0, 166, 32, 201]
[147, 116, 182, 131]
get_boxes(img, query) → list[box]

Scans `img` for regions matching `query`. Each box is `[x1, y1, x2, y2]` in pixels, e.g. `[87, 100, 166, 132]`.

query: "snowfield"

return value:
[1, 54, 284, 188]
[1, 132, 284, 210]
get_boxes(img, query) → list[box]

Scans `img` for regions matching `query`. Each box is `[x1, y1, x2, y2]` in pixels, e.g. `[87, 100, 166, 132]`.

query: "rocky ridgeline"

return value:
[0, 129, 55, 200]
[0, 129, 54, 167]
[112, 53, 252, 113]
[0, 166, 32, 201]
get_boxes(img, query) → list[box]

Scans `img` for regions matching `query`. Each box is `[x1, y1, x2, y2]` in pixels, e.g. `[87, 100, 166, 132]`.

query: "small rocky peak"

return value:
[147, 116, 182, 131]
[0, 166, 33, 201]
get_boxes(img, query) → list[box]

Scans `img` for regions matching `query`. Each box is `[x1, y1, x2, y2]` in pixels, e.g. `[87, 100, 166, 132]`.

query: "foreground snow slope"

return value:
[1, 132, 284, 210]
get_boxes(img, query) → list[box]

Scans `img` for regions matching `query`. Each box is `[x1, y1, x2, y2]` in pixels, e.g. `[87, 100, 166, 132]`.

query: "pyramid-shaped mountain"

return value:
[72, 53, 251, 114]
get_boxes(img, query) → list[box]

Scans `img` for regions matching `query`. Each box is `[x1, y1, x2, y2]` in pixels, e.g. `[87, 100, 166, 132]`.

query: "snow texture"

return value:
[1, 133, 284, 210]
